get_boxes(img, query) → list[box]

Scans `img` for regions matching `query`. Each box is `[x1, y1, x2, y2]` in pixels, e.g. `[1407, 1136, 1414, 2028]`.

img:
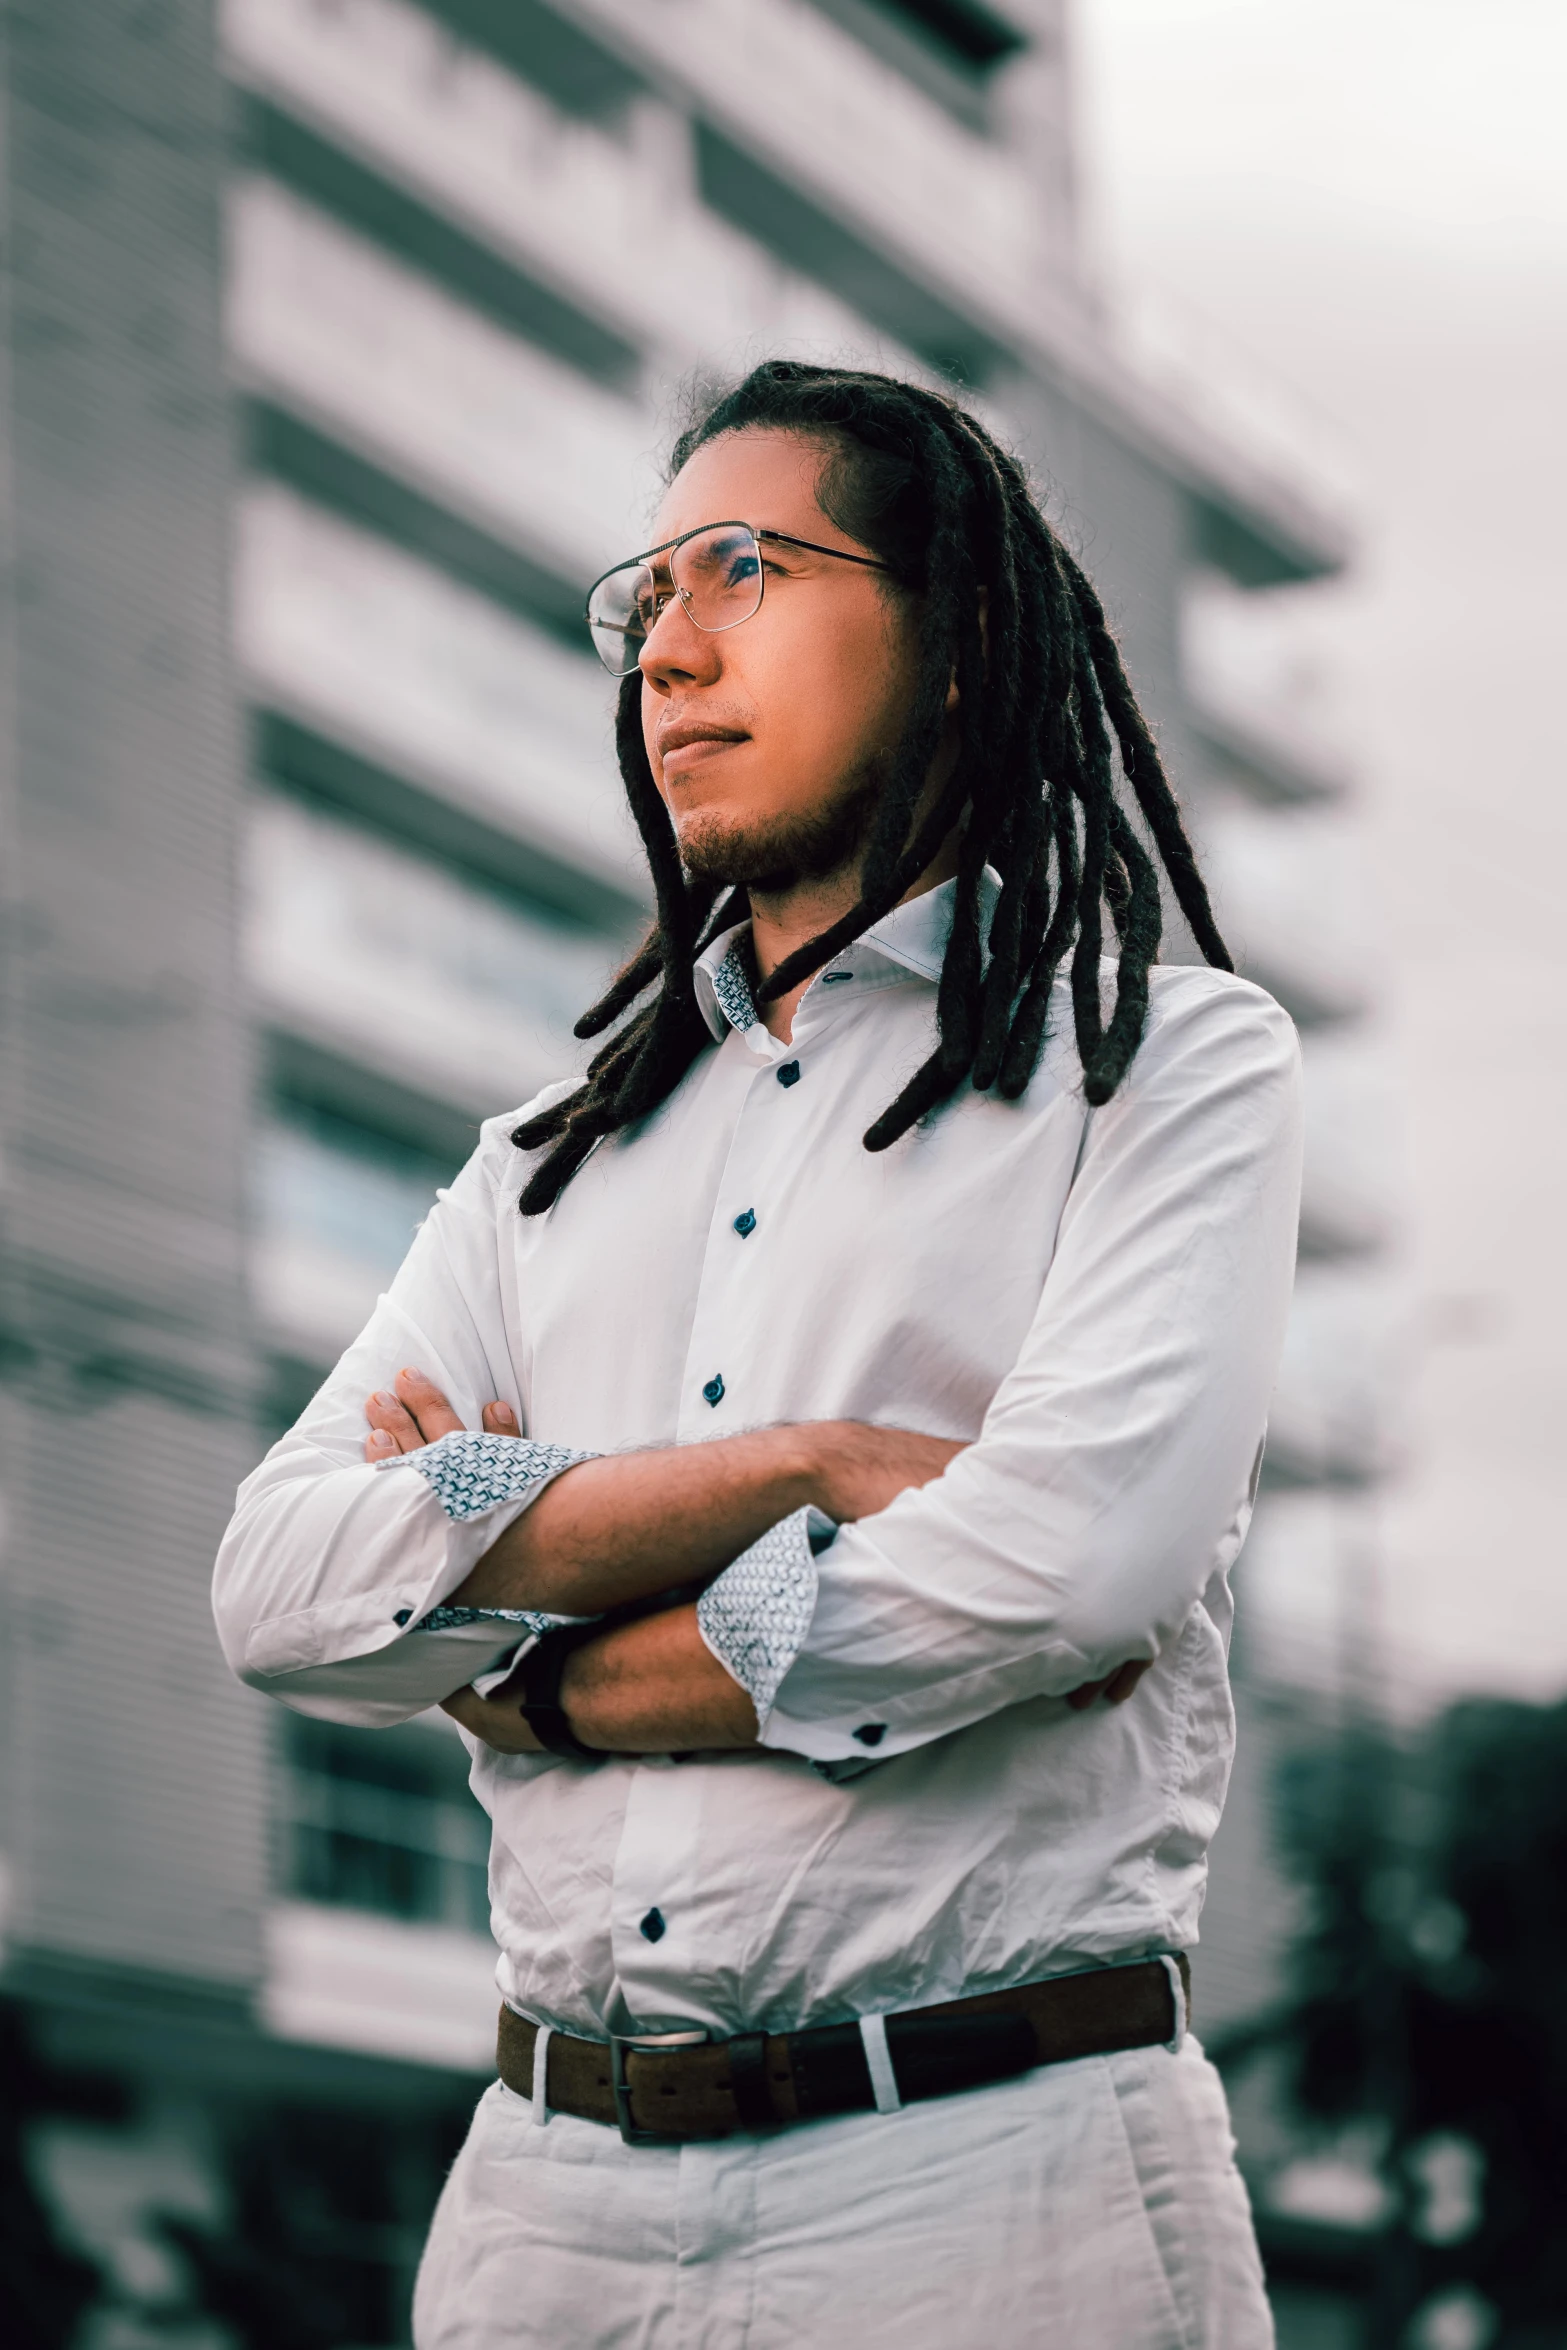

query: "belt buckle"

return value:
[609, 2027, 710, 2146]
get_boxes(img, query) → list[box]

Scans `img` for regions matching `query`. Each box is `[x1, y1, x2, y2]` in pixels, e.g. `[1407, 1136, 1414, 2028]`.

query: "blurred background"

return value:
[0, 3, 1561, 2346]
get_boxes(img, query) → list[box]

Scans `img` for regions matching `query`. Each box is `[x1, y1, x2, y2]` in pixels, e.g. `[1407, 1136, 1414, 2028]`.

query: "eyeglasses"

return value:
[585, 519, 890, 678]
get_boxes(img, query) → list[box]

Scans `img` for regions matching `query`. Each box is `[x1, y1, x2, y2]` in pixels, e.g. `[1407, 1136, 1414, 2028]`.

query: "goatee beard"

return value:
[676, 763, 885, 893]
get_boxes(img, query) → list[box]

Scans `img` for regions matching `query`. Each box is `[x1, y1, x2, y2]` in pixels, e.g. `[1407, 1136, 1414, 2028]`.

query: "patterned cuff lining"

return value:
[416, 1602, 566, 1637]
[696, 1506, 832, 1722]
[380, 1428, 595, 1522]
[378, 1429, 598, 1638]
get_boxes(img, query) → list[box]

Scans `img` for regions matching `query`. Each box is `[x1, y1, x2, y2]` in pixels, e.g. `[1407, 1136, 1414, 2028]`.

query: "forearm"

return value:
[441, 1602, 757, 1755]
[446, 1425, 824, 1617]
[565, 1605, 758, 1751]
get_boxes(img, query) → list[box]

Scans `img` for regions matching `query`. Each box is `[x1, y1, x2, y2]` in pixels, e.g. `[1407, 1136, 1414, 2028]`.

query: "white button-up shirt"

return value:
[214, 879, 1302, 2040]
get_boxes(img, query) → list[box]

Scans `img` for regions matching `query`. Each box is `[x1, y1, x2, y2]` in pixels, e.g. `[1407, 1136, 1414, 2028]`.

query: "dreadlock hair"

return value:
[514, 360, 1230, 1214]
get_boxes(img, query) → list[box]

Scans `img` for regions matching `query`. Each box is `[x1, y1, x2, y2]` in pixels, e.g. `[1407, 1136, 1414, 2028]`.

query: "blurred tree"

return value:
[0, 2004, 116, 2349]
[1216, 1697, 1567, 2349]
[148, 2095, 471, 2349]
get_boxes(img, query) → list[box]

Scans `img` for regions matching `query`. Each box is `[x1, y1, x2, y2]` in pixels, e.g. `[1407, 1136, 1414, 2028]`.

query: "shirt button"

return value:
[853, 1723, 888, 1748]
[702, 1374, 725, 1407]
[393, 1609, 412, 1627]
[822, 970, 853, 985]
[733, 1209, 757, 1237]
[640, 1907, 666, 1943]
[776, 1060, 801, 1087]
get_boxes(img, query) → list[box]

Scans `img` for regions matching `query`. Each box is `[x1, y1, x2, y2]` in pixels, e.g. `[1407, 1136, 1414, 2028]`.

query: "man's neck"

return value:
[747, 840, 959, 1044]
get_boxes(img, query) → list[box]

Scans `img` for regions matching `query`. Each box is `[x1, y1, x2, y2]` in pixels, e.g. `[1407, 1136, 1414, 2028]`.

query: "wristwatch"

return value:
[515, 1623, 603, 1761]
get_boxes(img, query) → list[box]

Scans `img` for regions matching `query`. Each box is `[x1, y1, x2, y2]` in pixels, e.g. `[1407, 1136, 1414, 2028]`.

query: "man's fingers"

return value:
[440, 1683, 544, 1755]
[1064, 1660, 1152, 1711]
[394, 1365, 465, 1443]
[364, 1389, 427, 1458]
[363, 1380, 516, 1462]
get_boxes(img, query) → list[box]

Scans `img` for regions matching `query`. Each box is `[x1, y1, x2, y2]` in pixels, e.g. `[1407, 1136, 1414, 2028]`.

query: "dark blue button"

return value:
[702, 1374, 725, 1407]
[776, 1060, 801, 1087]
[733, 1208, 756, 1237]
[822, 970, 853, 985]
[852, 1723, 888, 1748]
[640, 1907, 666, 1943]
[393, 1609, 412, 1627]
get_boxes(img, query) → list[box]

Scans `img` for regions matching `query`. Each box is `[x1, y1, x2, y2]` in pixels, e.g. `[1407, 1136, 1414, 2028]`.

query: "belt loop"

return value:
[858, 2013, 902, 2114]
[531, 2022, 554, 2126]
[1158, 1955, 1187, 2055]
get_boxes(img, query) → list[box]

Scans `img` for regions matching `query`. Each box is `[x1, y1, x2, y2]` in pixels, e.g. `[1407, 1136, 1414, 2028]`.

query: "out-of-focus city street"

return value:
[0, 4, 1561, 2346]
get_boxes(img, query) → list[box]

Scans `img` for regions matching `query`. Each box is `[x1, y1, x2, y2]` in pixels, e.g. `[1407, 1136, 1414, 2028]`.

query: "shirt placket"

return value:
[672, 1023, 793, 1441]
[609, 1024, 794, 2029]
[608, 962, 898, 2025]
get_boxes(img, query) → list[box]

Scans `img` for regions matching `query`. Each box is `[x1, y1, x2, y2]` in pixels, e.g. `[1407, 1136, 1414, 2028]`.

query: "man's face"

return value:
[638, 429, 918, 892]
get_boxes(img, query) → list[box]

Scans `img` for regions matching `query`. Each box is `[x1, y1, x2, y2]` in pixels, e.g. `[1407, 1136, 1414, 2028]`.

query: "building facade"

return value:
[0, 1, 1373, 2338]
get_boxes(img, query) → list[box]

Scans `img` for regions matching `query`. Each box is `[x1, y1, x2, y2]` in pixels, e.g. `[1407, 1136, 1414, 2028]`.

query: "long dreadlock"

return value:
[514, 361, 1230, 1214]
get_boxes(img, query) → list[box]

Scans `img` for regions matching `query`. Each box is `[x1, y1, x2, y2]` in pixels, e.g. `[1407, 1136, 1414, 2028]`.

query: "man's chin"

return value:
[676, 815, 802, 891]
[675, 778, 881, 894]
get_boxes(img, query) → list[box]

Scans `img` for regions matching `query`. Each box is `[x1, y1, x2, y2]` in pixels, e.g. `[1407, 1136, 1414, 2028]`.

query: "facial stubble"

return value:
[673, 757, 887, 895]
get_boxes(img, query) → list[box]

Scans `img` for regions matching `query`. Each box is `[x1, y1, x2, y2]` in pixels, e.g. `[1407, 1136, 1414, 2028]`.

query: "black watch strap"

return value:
[517, 1624, 601, 1761]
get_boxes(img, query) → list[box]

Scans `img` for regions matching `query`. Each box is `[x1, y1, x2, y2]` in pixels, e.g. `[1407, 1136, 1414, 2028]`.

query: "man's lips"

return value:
[657, 722, 749, 770]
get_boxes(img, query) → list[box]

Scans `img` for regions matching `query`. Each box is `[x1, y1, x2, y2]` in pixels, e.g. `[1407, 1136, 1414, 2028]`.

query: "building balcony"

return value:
[228, 178, 652, 587]
[222, 0, 883, 383]
[232, 486, 640, 895]
[576, 0, 1066, 336]
[1296, 1025, 1399, 1262]
[1264, 1262, 1404, 1490]
[263, 1902, 497, 2071]
[1198, 799, 1376, 1029]
[222, 0, 1346, 587]
[262, 1709, 498, 2069]
[250, 1106, 451, 1360]
[246, 792, 617, 1126]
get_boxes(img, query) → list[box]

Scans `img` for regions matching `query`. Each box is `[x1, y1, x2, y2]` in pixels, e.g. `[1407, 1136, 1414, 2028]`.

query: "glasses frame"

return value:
[584, 519, 891, 676]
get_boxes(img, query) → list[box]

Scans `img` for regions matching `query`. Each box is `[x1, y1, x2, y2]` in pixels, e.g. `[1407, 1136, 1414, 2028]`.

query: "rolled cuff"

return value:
[237, 1433, 597, 1719]
[388, 1430, 600, 1692]
[695, 1506, 835, 1723]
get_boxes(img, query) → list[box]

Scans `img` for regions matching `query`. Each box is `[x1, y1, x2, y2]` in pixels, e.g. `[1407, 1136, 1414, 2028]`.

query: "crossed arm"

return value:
[364, 1367, 1148, 1756]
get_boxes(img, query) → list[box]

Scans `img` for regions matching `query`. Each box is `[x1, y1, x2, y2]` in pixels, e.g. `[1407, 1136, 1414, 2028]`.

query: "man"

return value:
[215, 362, 1301, 2347]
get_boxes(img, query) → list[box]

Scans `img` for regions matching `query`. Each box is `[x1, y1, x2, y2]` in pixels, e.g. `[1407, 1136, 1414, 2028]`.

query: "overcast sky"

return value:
[1073, 0, 1567, 1700]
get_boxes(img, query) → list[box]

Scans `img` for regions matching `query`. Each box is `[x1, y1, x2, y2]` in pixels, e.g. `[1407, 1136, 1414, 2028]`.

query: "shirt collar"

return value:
[692, 872, 999, 1044]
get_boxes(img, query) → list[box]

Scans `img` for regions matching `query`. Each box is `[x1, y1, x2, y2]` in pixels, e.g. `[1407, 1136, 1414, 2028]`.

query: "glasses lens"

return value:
[670, 526, 763, 635]
[586, 528, 764, 675]
[586, 560, 656, 676]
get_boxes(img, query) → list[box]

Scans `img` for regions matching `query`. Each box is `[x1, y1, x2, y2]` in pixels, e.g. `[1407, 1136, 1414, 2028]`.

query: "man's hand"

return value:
[440, 1678, 546, 1754]
[364, 1365, 517, 1459]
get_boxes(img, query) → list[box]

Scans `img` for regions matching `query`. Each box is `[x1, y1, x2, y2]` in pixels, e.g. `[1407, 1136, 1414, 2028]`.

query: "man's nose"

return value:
[640, 590, 721, 692]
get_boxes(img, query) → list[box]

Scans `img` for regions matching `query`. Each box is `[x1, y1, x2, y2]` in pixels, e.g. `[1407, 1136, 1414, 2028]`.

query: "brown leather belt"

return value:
[497, 1954, 1189, 2144]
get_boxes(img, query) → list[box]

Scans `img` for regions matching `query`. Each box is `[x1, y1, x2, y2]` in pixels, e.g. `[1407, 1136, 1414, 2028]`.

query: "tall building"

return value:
[0, 0, 1363, 2334]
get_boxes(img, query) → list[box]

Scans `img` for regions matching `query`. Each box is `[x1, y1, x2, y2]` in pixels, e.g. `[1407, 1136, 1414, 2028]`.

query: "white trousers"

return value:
[412, 2035, 1273, 2350]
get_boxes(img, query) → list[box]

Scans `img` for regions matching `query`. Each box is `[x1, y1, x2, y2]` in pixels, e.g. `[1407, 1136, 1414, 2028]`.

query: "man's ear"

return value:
[945, 586, 991, 714]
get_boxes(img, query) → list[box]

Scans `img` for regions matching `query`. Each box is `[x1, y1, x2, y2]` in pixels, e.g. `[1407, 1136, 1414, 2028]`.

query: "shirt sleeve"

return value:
[700, 972, 1303, 1766]
[211, 1102, 594, 1728]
